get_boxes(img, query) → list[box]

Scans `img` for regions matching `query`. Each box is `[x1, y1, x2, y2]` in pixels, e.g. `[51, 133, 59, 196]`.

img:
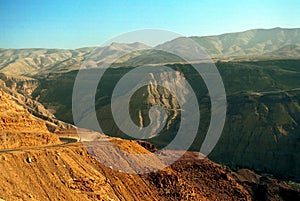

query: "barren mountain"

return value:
[1, 28, 300, 76]
[263, 44, 300, 58]
[157, 27, 300, 60]
[0, 89, 251, 200]
[0, 48, 91, 76]
[0, 42, 150, 76]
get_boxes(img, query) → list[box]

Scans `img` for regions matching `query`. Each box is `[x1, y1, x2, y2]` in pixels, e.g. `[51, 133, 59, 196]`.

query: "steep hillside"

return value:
[0, 56, 299, 200]
[1, 136, 299, 200]
[210, 90, 300, 180]
[1, 79, 297, 200]
[0, 89, 61, 149]
[0, 74, 73, 132]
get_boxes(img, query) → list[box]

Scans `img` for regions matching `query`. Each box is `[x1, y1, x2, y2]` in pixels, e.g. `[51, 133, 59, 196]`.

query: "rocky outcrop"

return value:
[138, 75, 300, 181]
[0, 73, 39, 96]
[145, 152, 252, 201]
[0, 89, 61, 149]
[118, 68, 300, 182]
[0, 74, 74, 132]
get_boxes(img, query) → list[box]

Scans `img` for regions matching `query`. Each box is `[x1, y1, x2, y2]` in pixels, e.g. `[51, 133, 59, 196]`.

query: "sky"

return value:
[0, 0, 299, 49]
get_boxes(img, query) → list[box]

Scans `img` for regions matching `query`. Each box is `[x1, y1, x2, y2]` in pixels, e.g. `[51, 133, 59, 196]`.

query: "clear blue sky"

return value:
[0, 0, 299, 49]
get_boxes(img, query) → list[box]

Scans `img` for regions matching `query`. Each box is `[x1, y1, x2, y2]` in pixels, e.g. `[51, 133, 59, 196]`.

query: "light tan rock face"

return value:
[0, 48, 91, 76]
[0, 73, 39, 96]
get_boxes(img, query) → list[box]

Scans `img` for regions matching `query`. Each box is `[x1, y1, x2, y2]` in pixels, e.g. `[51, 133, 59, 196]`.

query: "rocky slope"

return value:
[0, 73, 73, 132]
[0, 73, 39, 96]
[0, 88, 60, 149]
[0, 137, 299, 200]
[1, 28, 300, 199]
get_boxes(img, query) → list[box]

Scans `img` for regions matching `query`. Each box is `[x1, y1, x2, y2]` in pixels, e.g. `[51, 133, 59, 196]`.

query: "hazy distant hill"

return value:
[157, 27, 300, 59]
[0, 48, 92, 76]
[1, 28, 300, 76]
[113, 28, 300, 67]
[0, 42, 150, 76]
[84, 42, 150, 68]
[263, 44, 300, 58]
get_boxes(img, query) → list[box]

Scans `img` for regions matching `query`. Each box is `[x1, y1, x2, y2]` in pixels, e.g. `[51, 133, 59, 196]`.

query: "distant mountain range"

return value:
[0, 27, 300, 76]
[161, 27, 300, 59]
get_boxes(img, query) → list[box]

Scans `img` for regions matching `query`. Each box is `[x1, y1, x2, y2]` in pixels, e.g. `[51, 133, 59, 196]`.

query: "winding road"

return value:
[0, 136, 80, 154]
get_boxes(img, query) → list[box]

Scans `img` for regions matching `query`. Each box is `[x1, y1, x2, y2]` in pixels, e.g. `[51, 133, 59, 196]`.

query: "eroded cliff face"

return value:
[37, 68, 298, 181]
[0, 74, 74, 132]
[128, 70, 300, 181]
[0, 73, 39, 96]
[0, 89, 61, 149]
[131, 71, 183, 136]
